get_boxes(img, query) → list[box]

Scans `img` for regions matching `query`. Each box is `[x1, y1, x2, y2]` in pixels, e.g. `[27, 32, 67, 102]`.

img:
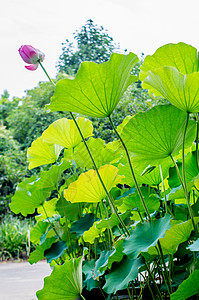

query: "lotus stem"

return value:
[108, 115, 151, 221]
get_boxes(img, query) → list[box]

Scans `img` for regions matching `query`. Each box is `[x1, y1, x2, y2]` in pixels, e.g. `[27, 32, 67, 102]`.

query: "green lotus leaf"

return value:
[121, 105, 196, 164]
[148, 218, 199, 255]
[30, 221, 50, 244]
[140, 42, 199, 81]
[99, 240, 124, 274]
[56, 199, 80, 221]
[83, 220, 105, 244]
[47, 53, 138, 118]
[94, 250, 113, 278]
[103, 256, 144, 294]
[34, 160, 71, 190]
[171, 269, 199, 300]
[123, 214, 171, 259]
[9, 177, 51, 216]
[72, 137, 122, 169]
[37, 198, 59, 220]
[27, 136, 63, 170]
[36, 256, 83, 300]
[82, 260, 100, 291]
[118, 157, 172, 187]
[143, 67, 199, 113]
[64, 165, 123, 203]
[187, 238, 199, 251]
[42, 117, 93, 148]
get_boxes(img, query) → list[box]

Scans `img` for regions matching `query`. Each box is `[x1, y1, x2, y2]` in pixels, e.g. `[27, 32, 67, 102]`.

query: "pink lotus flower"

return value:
[18, 45, 45, 71]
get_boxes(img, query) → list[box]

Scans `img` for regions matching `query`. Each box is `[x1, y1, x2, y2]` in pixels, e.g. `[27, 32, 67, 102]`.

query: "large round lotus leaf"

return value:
[27, 137, 63, 170]
[42, 117, 93, 149]
[143, 67, 199, 113]
[47, 53, 138, 118]
[121, 105, 196, 164]
[140, 42, 199, 81]
[36, 256, 83, 300]
[64, 165, 123, 203]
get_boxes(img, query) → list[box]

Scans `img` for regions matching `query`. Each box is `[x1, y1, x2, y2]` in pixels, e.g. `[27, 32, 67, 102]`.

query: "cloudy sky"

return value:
[1, 0, 199, 99]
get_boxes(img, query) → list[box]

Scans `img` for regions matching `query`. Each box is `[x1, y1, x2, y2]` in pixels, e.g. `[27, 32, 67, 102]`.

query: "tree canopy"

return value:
[57, 19, 120, 74]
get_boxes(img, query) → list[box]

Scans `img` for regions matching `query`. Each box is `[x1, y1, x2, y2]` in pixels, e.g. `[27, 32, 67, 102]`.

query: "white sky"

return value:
[1, 0, 199, 99]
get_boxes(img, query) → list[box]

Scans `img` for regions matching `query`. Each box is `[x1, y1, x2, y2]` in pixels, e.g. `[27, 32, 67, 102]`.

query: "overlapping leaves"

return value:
[140, 42, 199, 113]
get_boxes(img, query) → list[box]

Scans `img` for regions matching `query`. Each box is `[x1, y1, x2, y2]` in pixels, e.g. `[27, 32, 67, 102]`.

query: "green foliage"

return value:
[7, 41, 199, 299]
[0, 215, 35, 260]
[57, 19, 120, 74]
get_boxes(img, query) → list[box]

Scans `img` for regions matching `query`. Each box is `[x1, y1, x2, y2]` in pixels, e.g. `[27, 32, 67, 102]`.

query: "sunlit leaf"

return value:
[143, 67, 199, 113]
[83, 212, 129, 243]
[42, 117, 93, 148]
[171, 269, 199, 300]
[123, 214, 171, 259]
[27, 136, 63, 170]
[121, 105, 196, 164]
[34, 160, 71, 190]
[72, 137, 122, 169]
[9, 177, 51, 216]
[37, 256, 83, 300]
[140, 42, 199, 81]
[48, 53, 138, 118]
[37, 198, 59, 219]
[30, 221, 49, 244]
[64, 165, 123, 203]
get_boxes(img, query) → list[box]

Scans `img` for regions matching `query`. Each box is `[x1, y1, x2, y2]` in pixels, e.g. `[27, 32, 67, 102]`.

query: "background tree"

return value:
[57, 19, 120, 74]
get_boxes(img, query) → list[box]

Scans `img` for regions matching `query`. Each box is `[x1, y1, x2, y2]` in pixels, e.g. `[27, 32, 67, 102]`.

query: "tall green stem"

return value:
[157, 241, 172, 294]
[182, 113, 198, 236]
[39, 62, 130, 237]
[145, 262, 163, 300]
[42, 204, 61, 240]
[39, 61, 55, 86]
[159, 164, 168, 214]
[69, 112, 130, 236]
[108, 115, 151, 220]
[102, 200, 116, 248]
